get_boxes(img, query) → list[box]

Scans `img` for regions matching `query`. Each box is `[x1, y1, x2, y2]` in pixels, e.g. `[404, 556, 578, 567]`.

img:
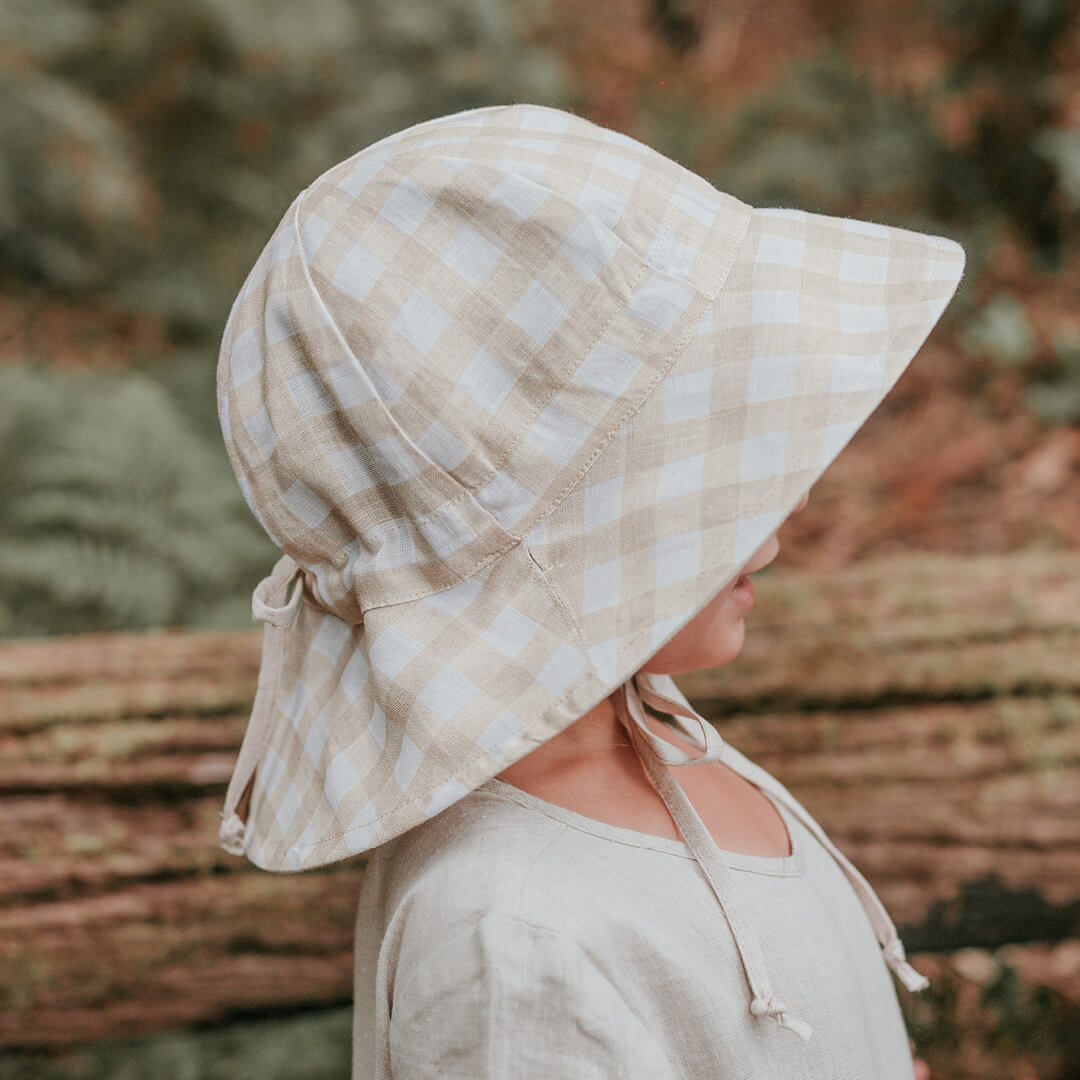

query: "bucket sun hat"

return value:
[216, 103, 964, 1036]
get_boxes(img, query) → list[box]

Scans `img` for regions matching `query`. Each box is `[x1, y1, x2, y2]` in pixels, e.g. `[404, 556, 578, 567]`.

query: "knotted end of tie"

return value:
[219, 810, 247, 855]
[884, 938, 930, 991]
[750, 995, 814, 1041]
[751, 993, 812, 1036]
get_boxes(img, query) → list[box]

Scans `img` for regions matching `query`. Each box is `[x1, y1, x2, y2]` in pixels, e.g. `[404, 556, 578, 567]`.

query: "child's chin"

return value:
[703, 623, 746, 670]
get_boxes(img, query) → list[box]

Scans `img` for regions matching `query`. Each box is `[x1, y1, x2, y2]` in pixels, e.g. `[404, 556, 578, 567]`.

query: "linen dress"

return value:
[350, 671, 924, 1079]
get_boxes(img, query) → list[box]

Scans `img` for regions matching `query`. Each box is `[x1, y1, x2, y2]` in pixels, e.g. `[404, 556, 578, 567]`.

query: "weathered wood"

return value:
[0, 630, 260, 734]
[0, 871, 364, 1046]
[680, 551, 1080, 709]
[2, 551, 1078, 1055]
[6, 699, 1078, 923]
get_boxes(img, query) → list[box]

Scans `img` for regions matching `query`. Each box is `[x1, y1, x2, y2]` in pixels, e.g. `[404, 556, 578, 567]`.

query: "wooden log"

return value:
[1, 551, 1078, 1055]
[677, 552, 1080, 710]
[0, 871, 364, 1046]
[0, 630, 260, 734]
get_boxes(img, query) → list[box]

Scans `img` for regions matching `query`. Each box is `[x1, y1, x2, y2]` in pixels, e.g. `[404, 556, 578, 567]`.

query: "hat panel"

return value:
[474, 189, 753, 538]
[292, 108, 753, 547]
[240, 541, 604, 871]
[219, 210, 517, 619]
[429, 106, 740, 285]
[298, 147, 655, 499]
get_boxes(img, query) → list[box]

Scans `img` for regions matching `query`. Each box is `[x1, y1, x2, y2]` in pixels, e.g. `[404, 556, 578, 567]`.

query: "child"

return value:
[215, 103, 964, 1078]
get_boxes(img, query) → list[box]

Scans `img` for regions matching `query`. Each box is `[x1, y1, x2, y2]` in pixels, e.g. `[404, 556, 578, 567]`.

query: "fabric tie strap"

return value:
[617, 672, 815, 1041]
[712, 734, 932, 994]
[620, 669, 930, 1040]
[219, 554, 307, 855]
[883, 938, 931, 992]
[627, 670, 728, 766]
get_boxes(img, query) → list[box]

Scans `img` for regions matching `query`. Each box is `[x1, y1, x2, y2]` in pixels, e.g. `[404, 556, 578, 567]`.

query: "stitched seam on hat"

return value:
[514, 292, 711, 554]
[524, 541, 588, 652]
[289, 192, 494, 520]
[517, 204, 754, 537]
[476, 249, 650, 490]
[367, 151, 660, 503]
[284, 192, 540, 610]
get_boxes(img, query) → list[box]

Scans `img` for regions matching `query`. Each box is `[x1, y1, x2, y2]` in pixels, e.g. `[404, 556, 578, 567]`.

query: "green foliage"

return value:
[0, 365, 279, 639]
[1033, 129, 1080, 214]
[962, 294, 1037, 368]
[0, 66, 149, 291]
[961, 296, 1080, 425]
[931, 0, 1077, 265]
[1025, 327, 1080, 424]
[0, 0, 568, 640]
[1, 0, 566, 341]
[703, 51, 984, 232]
[0, 1006, 352, 1080]
[901, 947, 1080, 1078]
[901, 873, 1080, 952]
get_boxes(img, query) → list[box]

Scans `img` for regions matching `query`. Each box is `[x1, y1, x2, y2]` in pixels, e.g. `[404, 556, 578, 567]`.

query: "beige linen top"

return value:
[351, 674, 923, 1079]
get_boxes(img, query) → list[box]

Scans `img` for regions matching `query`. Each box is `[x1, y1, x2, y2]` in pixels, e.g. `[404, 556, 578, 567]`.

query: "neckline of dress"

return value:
[480, 776, 807, 878]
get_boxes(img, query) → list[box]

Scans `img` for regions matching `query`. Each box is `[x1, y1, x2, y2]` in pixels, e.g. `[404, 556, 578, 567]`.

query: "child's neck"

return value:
[494, 691, 793, 858]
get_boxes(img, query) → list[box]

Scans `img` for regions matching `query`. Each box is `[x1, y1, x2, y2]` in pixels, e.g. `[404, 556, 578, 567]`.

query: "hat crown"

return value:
[218, 104, 751, 621]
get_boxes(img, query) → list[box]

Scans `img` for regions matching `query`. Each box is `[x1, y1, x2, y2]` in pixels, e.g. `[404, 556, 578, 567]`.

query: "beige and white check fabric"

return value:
[216, 103, 964, 872]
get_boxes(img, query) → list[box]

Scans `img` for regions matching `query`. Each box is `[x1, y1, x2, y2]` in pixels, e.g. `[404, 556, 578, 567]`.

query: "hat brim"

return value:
[525, 207, 966, 702]
[240, 537, 615, 870]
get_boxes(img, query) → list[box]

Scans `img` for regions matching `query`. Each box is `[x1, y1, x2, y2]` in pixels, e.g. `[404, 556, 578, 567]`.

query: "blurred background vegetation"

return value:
[2, 0, 1079, 640]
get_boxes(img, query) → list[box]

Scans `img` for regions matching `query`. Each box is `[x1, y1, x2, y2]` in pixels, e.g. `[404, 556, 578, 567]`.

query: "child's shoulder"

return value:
[374, 782, 574, 930]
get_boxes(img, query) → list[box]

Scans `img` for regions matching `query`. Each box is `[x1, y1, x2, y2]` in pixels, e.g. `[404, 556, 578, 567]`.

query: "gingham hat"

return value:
[216, 102, 964, 876]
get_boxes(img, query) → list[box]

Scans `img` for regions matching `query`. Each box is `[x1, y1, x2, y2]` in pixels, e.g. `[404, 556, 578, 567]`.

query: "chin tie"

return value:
[618, 669, 929, 1042]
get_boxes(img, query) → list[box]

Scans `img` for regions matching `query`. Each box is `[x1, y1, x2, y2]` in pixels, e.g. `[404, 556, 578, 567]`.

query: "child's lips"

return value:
[731, 574, 755, 609]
